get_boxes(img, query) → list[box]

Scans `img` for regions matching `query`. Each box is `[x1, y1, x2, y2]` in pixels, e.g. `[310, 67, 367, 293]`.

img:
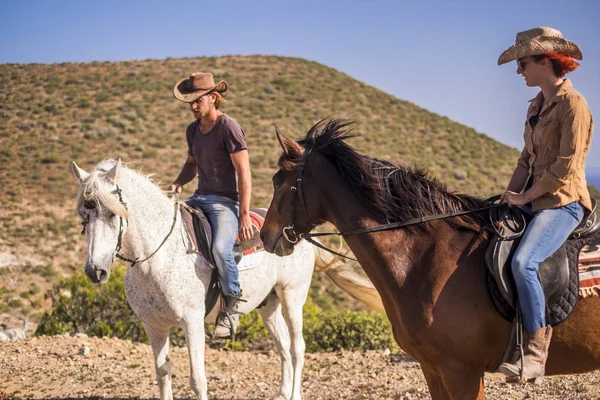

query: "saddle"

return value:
[180, 205, 266, 316]
[485, 196, 600, 326]
[180, 205, 266, 264]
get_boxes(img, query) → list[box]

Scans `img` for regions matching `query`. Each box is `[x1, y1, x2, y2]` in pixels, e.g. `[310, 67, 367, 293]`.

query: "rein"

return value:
[284, 146, 502, 262]
[81, 186, 180, 267]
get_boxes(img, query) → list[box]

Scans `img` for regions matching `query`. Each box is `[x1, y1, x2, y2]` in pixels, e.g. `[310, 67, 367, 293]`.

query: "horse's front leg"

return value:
[280, 287, 308, 400]
[181, 314, 208, 400]
[421, 365, 451, 400]
[438, 363, 485, 400]
[257, 292, 294, 400]
[144, 322, 173, 400]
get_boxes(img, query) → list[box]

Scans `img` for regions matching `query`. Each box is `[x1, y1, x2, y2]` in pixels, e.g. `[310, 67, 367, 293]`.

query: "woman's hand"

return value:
[500, 190, 529, 206]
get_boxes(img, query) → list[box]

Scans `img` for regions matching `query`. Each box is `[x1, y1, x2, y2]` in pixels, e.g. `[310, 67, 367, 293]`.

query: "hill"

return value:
[1, 55, 596, 325]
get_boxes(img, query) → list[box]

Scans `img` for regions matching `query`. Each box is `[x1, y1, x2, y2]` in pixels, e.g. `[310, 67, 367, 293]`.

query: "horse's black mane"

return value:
[279, 118, 489, 231]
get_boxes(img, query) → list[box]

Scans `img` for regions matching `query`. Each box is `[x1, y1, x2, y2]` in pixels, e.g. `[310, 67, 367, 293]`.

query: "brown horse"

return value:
[259, 118, 600, 399]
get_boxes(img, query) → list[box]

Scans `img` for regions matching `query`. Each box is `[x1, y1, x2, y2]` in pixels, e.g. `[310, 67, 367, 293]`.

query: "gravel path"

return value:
[1, 334, 599, 399]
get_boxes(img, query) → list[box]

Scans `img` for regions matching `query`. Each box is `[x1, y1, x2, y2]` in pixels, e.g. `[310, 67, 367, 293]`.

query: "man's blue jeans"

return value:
[512, 201, 584, 333]
[186, 194, 241, 297]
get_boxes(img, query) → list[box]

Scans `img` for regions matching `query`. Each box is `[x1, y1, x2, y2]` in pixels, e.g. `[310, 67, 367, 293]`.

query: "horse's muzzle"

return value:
[85, 262, 110, 284]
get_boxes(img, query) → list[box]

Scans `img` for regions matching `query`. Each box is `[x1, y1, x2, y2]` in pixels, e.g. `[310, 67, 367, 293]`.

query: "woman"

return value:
[496, 27, 594, 382]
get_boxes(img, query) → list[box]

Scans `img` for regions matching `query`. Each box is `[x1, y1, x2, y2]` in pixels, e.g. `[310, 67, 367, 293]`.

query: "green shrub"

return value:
[8, 299, 24, 308]
[35, 265, 396, 352]
[31, 263, 57, 279]
[217, 299, 396, 353]
[35, 265, 147, 342]
[304, 310, 396, 352]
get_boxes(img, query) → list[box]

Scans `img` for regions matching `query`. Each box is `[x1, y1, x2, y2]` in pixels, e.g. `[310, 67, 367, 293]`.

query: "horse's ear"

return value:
[71, 161, 90, 184]
[106, 157, 121, 184]
[275, 125, 304, 160]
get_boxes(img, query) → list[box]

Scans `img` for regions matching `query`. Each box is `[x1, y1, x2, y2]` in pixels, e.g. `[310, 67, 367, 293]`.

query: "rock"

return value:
[79, 346, 91, 356]
[455, 170, 468, 180]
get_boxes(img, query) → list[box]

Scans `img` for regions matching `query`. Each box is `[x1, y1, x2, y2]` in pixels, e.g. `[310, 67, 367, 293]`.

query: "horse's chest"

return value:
[124, 273, 196, 324]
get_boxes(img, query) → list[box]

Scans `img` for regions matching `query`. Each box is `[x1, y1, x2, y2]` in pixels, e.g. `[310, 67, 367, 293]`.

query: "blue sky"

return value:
[2, 0, 599, 177]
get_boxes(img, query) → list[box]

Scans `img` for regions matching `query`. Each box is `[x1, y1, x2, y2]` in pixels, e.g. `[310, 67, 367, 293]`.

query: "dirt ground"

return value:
[1, 334, 599, 400]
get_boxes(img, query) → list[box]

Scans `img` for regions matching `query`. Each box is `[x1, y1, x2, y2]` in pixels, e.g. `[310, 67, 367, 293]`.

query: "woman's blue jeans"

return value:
[512, 201, 584, 333]
[186, 194, 241, 297]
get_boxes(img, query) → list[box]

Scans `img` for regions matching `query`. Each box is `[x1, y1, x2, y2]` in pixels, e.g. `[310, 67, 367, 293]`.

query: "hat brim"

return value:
[498, 37, 582, 65]
[173, 80, 228, 102]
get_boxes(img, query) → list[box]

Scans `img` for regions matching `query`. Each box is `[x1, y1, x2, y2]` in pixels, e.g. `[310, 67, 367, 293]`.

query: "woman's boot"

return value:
[498, 326, 553, 384]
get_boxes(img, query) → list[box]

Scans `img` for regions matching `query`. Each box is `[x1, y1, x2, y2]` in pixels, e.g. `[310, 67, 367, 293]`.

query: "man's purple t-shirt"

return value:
[186, 114, 247, 201]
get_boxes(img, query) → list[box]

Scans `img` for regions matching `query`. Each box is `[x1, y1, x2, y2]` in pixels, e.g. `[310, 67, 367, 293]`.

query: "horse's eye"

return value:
[272, 172, 283, 188]
[83, 200, 97, 210]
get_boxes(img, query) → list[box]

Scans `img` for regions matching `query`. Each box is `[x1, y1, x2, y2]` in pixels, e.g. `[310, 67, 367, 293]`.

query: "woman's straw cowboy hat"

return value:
[173, 72, 228, 102]
[498, 27, 582, 65]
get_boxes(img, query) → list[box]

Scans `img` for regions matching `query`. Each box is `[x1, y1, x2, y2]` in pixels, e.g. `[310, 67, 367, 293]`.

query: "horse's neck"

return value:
[119, 172, 186, 272]
[321, 185, 413, 288]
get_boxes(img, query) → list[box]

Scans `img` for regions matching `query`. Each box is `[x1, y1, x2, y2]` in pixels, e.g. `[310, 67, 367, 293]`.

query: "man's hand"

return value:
[168, 183, 183, 194]
[238, 212, 253, 242]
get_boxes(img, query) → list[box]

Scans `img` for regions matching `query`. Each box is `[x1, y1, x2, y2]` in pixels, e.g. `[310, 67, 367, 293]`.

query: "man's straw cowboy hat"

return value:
[173, 72, 228, 102]
[498, 27, 582, 65]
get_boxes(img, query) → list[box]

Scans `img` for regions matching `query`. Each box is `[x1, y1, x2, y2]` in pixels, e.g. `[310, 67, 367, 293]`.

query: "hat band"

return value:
[190, 86, 213, 92]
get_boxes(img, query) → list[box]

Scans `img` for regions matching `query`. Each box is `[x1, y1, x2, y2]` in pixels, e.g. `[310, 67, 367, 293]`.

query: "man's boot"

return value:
[213, 295, 241, 339]
[498, 326, 553, 384]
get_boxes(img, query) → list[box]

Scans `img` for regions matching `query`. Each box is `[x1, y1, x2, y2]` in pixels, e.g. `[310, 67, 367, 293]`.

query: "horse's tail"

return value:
[312, 243, 385, 313]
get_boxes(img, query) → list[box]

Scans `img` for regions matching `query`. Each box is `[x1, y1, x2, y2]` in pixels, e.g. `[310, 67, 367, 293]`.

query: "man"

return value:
[169, 72, 253, 338]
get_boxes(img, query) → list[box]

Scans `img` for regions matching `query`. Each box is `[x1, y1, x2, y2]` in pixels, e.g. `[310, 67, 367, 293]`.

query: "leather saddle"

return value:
[180, 205, 266, 316]
[485, 196, 600, 325]
[180, 205, 266, 265]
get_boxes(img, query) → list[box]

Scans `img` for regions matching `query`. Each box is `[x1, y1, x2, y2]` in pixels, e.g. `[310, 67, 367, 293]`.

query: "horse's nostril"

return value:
[96, 269, 108, 282]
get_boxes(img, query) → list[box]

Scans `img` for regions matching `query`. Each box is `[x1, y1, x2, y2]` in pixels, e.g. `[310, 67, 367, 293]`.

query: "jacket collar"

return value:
[527, 79, 572, 118]
[528, 79, 572, 105]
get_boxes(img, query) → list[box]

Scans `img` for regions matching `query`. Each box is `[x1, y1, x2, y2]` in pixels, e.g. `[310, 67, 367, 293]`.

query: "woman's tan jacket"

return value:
[515, 79, 594, 212]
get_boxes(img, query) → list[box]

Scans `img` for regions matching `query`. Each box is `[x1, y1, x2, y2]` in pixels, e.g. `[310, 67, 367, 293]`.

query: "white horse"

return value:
[71, 158, 383, 400]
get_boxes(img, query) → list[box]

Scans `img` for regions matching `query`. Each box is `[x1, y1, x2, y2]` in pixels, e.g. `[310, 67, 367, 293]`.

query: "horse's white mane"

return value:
[76, 158, 162, 219]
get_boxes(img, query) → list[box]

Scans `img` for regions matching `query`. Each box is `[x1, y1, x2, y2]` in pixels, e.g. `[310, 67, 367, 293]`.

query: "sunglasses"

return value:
[517, 59, 528, 71]
[191, 95, 207, 104]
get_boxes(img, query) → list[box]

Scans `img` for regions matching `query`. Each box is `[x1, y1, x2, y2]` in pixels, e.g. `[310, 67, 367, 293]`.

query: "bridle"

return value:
[282, 147, 319, 244]
[80, 186, 179, 267]
[282, 146, 503, 261]
[282, 145, 360, 260]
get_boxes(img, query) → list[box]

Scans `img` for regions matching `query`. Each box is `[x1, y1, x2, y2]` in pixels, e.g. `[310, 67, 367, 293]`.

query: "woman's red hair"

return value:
[544, 52, 580, 77]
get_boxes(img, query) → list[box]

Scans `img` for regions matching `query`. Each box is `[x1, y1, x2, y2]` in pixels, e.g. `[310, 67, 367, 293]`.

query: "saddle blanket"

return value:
[579, 245, 600, 298]
[237, 249, 265, 272]
[189, 248, 265, 272]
